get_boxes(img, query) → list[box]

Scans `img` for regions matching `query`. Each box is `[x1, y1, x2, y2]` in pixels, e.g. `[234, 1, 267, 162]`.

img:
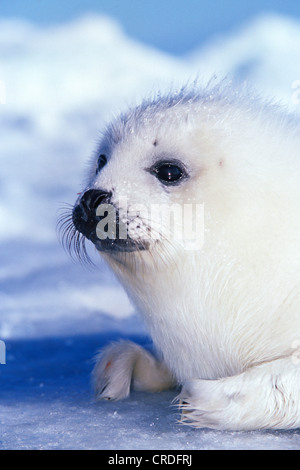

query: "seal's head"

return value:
[66, 87, 217, 263]
[62, 82, 291, 268]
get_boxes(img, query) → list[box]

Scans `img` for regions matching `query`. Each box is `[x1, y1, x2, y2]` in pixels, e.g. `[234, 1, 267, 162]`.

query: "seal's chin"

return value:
[88, 232, 149, 253]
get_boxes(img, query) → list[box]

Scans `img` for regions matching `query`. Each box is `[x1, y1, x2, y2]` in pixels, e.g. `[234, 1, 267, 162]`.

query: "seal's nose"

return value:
[72, 189, 111, 239]
[79, 189, 111, 216]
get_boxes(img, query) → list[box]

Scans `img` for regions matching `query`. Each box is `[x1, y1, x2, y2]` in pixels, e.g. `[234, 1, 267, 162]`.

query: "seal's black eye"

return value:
[96, 154, 107, 174]
[152, 162, 186, 185]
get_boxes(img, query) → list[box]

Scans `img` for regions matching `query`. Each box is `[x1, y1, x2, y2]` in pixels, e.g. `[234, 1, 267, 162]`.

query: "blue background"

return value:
[1, 0, 300, 54]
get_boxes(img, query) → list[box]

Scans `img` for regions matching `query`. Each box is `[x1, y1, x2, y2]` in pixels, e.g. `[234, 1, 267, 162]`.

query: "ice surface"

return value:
[0, 13, 300, 450]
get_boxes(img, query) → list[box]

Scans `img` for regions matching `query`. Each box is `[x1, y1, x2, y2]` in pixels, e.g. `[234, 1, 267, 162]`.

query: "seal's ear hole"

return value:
[96, 154, 107, 174]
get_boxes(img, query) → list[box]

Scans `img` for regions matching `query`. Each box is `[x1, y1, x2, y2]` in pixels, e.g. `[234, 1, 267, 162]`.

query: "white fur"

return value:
[92, 341, 175, 400]
[81, 82, 300, 430]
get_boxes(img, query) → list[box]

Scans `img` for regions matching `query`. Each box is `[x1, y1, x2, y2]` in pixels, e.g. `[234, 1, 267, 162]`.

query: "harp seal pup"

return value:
[69, 82, 300, 431]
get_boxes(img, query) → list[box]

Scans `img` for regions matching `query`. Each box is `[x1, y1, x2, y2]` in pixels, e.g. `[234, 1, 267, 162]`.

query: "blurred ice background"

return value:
[0, 0, 300, 450]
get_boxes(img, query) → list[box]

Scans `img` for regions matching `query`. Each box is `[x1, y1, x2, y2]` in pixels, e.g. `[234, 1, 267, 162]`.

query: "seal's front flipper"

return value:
[92, 340, 176, 400]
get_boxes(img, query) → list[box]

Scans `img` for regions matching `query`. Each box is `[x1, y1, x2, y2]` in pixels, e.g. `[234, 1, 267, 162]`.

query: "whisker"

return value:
[56, 204, 97, 269]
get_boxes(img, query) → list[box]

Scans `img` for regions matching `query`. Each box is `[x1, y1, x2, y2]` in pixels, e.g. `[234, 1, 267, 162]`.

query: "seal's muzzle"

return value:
[72, 189, 148, 252]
